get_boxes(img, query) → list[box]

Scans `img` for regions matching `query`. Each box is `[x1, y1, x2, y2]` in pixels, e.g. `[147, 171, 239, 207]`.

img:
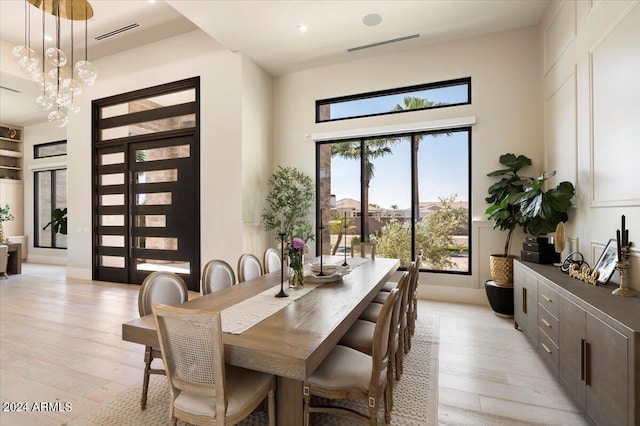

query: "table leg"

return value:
[276, 376, 302, 425]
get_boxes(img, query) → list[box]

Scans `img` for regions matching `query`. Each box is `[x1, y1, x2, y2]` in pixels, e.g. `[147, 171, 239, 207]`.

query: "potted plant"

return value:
[485, 154, 532, 285]
[485, 154, 575, 284]
[43, 207, 68, 235]
[0, 204, 14, 243]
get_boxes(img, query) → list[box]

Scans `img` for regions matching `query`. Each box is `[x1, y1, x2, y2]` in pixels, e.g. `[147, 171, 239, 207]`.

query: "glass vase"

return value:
[289, 260, 304, 289]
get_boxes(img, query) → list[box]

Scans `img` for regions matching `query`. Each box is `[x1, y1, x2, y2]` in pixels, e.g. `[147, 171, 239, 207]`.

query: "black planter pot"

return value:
[485, 280, 514, 318]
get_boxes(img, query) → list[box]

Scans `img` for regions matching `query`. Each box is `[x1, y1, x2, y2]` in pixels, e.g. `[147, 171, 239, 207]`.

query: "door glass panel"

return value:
[135, 145, 190, 162]
[135, 169, 177, 183]
[101, 255, 125, 268]
[136, 192, 171, 205]
[135, 215, 166, 227]
[101, 88, 196, 119]
[101, 173, 125, 186]
[101, 194, 124, 206]
[136, 259, 190, 274]
[101, 152, 124, 165]
[101, 235, 125, 247]
[36, 172, 52, 247]
[101, 114, 196, 141]
[101, 215, 125, 226]
[135, 237, 177, 250]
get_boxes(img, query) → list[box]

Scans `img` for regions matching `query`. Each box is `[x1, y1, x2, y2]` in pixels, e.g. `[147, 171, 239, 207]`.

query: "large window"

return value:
[316, 77, 470, 122]
[34, 168, 67, 249]
[317, 128, 470, 273]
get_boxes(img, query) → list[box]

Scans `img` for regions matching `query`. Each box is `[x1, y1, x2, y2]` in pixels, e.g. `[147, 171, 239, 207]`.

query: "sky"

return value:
[330, 131, 469, 209]
[326, 82, 470, 209]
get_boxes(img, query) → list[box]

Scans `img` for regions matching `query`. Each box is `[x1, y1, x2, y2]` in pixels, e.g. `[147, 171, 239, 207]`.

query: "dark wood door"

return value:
[94, 134, 199, 290]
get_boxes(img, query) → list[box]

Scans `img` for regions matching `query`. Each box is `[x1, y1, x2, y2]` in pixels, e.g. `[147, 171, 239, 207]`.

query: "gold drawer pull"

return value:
[542, 294, 552, 303]
[541, 342, 552, 354]
[541, 318, 551, 328]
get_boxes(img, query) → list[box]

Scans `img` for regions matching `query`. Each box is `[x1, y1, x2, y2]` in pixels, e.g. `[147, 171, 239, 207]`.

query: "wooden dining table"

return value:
[122, 256, 400, 425]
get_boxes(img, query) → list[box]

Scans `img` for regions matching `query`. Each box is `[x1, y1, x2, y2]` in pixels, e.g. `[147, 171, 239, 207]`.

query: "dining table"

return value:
[122, 256, 400, 425]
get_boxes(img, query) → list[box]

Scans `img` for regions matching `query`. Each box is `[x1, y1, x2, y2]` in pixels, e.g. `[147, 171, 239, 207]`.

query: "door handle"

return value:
[523, 287, 527, 314]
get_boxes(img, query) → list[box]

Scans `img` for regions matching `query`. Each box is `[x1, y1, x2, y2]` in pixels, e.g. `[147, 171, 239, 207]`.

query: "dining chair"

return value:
[351, 241, 377, 259]
[237, 253, 263, 283]
[263, 248, 282, 274]
[152, 303, 276, 426]
[137, 271, 188, 410]
[0, 245, 8, 278]
[303, 288, 399, 426]
[407, 251, 424, 339]
[340, 272, 409, 403]
[201, 259, 236, 295]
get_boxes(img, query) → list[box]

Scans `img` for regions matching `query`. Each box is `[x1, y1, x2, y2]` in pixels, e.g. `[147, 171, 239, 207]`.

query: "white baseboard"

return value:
[417, 285, 489, 306]
[26, 255, 67, 266]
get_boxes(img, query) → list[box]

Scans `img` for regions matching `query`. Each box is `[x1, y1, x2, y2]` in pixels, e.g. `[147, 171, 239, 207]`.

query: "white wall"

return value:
[63, 29, 258, 280]
[541, 0, 640, 291]
[273, 25, 543, 302]
[22, 122, 66, 264]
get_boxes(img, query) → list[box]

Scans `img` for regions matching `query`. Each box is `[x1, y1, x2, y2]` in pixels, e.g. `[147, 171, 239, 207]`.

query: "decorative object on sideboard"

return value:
[11, 0, 98, 127]
[612, 215, 635, 297]
[560, 251, 588, 273]
[593, 238, 619, 286]
[553, 222, 565, 266]
[568, 263, 599, 285]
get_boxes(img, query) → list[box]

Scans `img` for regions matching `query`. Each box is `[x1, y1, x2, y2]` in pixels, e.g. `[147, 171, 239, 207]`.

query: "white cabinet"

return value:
[513, 261, 538, 343]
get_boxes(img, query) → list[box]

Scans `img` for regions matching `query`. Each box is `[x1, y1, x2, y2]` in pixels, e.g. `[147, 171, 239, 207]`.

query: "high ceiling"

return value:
[0, 0, 549, 126]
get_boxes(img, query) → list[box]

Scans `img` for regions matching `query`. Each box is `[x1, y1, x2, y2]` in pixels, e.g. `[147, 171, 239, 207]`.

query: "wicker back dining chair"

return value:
[137, 271, 188, 410]
[237, 253, 263, 283]
[152, 303, 276, 425]
[201, 259, 236, 295]
[303, 288, 399, 426]
[263, 248, 282, 274]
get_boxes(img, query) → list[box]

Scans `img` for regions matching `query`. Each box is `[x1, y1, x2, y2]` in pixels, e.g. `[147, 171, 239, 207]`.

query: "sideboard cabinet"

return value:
[514, 260, 640, 425]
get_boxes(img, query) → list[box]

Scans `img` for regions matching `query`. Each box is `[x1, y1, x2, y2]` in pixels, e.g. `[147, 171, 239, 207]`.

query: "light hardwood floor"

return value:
[0, 264, 589, 425]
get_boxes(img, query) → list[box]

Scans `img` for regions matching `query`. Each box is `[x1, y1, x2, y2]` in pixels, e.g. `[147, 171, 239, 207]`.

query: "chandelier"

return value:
[11, 0, 98, 128]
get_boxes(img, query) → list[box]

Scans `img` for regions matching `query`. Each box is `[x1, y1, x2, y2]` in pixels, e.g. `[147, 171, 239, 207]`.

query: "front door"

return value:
[94, 132, 199, 290]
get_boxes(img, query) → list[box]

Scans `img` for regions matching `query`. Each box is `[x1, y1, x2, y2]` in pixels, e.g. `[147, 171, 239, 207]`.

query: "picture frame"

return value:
[593, 238, 618, 285]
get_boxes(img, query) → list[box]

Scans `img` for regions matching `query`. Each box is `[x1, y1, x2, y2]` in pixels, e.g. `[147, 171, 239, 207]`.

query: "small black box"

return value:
[525, 236, 549, 244]
[521, 250, 560, 264]
[522, 242, 555, 252]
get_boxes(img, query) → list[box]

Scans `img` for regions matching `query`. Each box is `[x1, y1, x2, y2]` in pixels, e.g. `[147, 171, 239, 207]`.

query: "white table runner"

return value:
[221, 257, 370, 334]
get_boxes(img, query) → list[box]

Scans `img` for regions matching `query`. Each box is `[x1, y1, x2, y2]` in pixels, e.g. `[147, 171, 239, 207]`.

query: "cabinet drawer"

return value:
[537, 329, 559, 373]
[537, 280, 558, 318]
[538, 304, 558, 344]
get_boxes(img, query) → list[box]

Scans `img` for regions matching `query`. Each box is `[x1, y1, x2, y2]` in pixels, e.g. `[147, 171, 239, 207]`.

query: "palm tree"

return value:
[391, 96, 447, 222]
[331, 139, 398, 238]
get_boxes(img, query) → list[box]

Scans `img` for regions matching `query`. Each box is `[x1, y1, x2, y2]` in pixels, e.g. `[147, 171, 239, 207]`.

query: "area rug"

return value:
[67, 315, 439, 426]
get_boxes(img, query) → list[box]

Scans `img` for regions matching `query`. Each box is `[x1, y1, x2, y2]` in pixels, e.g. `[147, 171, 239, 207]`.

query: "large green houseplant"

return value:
[485, 153, 575, 284]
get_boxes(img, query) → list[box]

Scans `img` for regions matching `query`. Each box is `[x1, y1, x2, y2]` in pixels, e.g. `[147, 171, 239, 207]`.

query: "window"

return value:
[317, 128, 470, 274]
[34, 168, 67, 249]
[316, 77, 471, 123]
[34, 140, 67, 158]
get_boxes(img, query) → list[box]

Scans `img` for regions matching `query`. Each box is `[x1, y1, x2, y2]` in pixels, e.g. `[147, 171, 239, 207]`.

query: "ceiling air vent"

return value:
[0, 86, 21, 93]
[95, 23, 140, 41]
[347, 33, 420, 52]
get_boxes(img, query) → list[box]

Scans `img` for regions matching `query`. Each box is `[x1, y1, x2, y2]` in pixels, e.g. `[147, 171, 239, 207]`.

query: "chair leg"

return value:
[384, 383, 392, 424]
[141, 346, 153, 410]
[395, 344, 404, 380]
[303, 386, 311, 426]
[404, 324, 411, 353]
[267, 387, 276, 426]
[386, 363, 394, 413]
[368, 399, 378, 426]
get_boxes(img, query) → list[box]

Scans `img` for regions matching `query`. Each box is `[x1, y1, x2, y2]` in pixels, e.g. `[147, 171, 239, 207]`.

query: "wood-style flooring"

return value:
[0, 264, 589, 425]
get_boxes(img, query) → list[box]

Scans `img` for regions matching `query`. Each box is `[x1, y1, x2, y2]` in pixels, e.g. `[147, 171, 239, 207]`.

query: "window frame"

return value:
[316, 77, 471, 123]
[315, 126, 472, 275]
[34, 140, 67, 159]
[34, 168, 67, 249]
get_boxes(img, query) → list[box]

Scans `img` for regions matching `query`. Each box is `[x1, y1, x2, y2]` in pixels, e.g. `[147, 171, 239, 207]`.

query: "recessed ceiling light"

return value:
[44, 35, 53, 42]
[297, 25, 308, 33]
[148, 0, 157, 3]
[363, 13, 382, 27]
